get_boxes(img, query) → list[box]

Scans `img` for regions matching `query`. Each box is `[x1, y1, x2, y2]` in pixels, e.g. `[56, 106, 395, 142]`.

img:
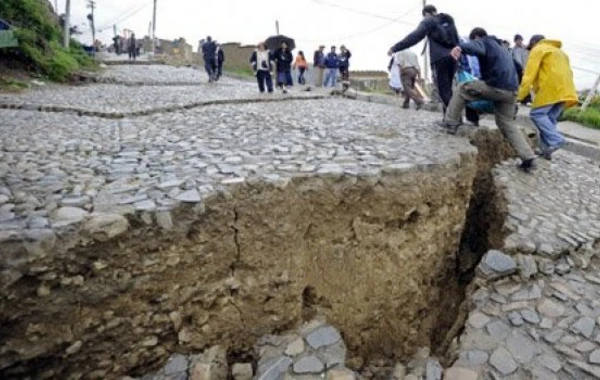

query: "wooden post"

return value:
[151, 0, 157, 55]
[582, 72, 600, 111]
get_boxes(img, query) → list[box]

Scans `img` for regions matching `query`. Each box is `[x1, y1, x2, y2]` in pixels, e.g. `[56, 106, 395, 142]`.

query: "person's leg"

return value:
[434, 57, 457, 111]
[257, 71, 265, 93]
[495, 98, 536, 164]
[465, 107, 480, 126]
[530, 105, 555, 152]
[266, 72, 274, 93]
[324, 69, 332, 87]
[286, 71, 293, 87]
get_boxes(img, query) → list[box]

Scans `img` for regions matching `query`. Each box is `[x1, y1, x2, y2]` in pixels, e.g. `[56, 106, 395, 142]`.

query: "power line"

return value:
[310, 0, 416, 26]
[97, 3, 150, 33]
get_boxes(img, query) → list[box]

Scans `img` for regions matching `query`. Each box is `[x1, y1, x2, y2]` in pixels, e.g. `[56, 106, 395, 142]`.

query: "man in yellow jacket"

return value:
[517, 35, 578, 160]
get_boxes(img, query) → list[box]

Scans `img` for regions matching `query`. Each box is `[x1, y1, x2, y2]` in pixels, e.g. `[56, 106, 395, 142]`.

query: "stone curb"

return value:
[0, 94, 328, 119]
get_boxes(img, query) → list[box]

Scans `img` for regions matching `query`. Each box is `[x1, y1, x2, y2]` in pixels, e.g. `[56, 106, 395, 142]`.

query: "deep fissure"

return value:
[0, 128, 518, 379]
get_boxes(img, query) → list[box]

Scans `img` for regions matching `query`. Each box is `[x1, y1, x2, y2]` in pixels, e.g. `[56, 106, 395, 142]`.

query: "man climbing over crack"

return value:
[436, 27, 538, 173]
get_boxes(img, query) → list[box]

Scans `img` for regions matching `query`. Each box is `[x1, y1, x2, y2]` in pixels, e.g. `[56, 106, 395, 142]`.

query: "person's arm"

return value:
[458, 40, 486, 56]
[249, 51, 257, 71]
[389, 19, 432, 53]
[518, 48, 543, 101]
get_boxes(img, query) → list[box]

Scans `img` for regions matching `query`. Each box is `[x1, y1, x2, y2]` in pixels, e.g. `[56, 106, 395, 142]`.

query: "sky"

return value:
[56, 0, 599, 89]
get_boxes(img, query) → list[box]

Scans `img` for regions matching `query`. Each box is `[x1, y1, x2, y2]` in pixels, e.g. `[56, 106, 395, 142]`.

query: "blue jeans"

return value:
[530, 103, 566, 151]
[204, 60, 216, 79]
[324, 68, 337, 87]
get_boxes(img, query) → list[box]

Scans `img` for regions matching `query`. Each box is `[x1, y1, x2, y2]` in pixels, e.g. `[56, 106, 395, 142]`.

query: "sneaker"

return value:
[435, 120, 461, 135]
[537, 142, 565, 161]
[517, 158, 537, 173]
[282, 88, 288, 94]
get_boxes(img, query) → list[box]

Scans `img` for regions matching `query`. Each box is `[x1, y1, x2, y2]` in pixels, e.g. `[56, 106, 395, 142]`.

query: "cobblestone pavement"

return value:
[2, 65, 600, 379]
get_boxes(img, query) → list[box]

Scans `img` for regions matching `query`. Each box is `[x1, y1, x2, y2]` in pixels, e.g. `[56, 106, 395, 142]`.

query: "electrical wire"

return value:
[310, 0, 416, 26]
[97, 2, 150, 33]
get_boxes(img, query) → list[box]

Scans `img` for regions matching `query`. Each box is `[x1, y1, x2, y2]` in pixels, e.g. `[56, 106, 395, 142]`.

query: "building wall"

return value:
[218, 42, 257, 73]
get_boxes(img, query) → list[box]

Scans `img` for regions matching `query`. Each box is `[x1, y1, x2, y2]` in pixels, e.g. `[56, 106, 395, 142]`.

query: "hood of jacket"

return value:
[538, 39, 562, 49]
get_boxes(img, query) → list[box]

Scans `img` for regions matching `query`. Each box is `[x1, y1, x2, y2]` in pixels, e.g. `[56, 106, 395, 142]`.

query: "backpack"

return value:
[429, 13, 458, 48]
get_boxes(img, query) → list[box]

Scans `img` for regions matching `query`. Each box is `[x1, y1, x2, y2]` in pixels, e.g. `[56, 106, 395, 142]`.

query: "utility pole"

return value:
[63, 0, 71, 48]
[87, 0, 96, 55]
[422, 0, 429, 84]
[582, 72, 600, 111]
[151, 0, 157, 56]
[276, 20, 280, 35]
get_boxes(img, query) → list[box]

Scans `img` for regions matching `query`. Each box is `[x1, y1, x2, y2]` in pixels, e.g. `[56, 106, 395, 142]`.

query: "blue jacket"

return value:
[324, 52, 340, 69]
[459, 36, 519, 91]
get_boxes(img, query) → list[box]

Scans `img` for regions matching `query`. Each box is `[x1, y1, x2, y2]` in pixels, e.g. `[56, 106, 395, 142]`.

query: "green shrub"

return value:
[562, 107, 600, 130]
[0, 0, 96, 81]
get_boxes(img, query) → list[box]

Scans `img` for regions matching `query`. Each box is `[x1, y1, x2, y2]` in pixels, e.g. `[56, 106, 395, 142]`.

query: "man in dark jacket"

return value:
[339, 45, 352, 91]
[202, 36, 217, 82]
[272, 41, 294, 93]
[438, 27, 537, 172]
[313, 45, 326, 87]
[388, 5, 459, 112]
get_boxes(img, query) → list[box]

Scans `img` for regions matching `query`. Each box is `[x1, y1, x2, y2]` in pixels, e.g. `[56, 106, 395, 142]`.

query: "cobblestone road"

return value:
[1, 65, 600, 380]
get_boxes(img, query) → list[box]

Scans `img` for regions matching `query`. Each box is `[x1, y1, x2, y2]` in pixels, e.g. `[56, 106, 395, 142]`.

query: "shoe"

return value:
[537, 142, 565, 161]
[402, 103, 410, 110]
[416, 102, 424, 111]
[282, 89, 288, 94]
[517, 158, 537, 173]
[435, 120, 461, 135]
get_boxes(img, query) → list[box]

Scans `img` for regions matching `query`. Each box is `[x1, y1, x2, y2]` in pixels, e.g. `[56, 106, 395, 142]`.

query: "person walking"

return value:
[313, 45, 326, 88]
[339, 45, 352, 91]
[202, 36, 218, 82]
[388, 54, 404, 95]
[323, 46, 340, 88]
[215, 43, 225, 81]
[272, 41, 294, 93]
[395, 49, 424, 110]
[518, 35, 578, 161]
[513, 34, 531, 104]
[388, 5, 459, 113]
[250, 42, 274, 94]
[437, 27, 537, 173]
[293, 51, 308, 85]
[128, 33, 137, 61]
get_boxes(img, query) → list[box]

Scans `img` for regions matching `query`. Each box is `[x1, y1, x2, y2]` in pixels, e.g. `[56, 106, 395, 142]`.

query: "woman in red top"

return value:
[293, 51, 308, 85]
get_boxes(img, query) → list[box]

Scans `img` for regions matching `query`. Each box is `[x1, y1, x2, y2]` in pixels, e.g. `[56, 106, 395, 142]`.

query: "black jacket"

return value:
[313, 50, 325, 67]
[390, 13, 459, 64]
[459, 36, 519, 91]
[202, 41, 217, 60]
[217, 49, 225, 64]
[272, 48, 293, 72]
[339, 50, 352, 69]
[250, 50, 273, 71]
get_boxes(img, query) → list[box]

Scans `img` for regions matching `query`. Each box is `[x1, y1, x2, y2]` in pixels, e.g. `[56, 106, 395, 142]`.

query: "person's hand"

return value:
[387, 49, 393, 57]
[450, 46, 462, 61]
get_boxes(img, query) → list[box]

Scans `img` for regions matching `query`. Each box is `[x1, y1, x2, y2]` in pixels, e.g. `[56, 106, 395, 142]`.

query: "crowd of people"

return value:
[388, 4, 578, 173]
[112, 33, 140, 61]
[197, 4, 578, 174]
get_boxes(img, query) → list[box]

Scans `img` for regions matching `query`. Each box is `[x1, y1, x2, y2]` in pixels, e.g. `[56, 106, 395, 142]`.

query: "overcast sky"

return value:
[58, 0, 599, 89]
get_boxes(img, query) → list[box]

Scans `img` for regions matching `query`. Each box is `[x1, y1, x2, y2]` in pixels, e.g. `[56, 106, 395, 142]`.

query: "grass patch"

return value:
[0, 0, 96, 82]
[561, 107, 600, 130]
[0, 77, 29, 92]
[226, 67, 255, 78]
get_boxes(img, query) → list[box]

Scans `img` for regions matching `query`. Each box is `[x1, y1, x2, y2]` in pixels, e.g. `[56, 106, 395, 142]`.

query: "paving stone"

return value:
[575, 341, 596, 353]
[571, 317, 596, 339]
[305, 326, 341, 349]
[569, 360, 600, 378]
[508, 311, 524, 327]
[51, 206, 88, 223]
[543, 329, 565, 344]
[443, 367, 478, 380]
[516, 254, 538, 279]
[461, 350, 489, 367]
[537, 299, 566, 318]
[175, 189, 201, 203]
[232, 363, 253, 380]
[165, 354, 188, 375]
[521, 308, 541, 325]
[326, 369, 355, 380]
[477, 250, 517, 280]
[284, 338, 305, 357]
[536, 354, 562, 373]
[489, 347, 518, 375]
[425, 359, 442, 380]
[256, 356, 293, 380]
[467, 312, 491, 329]
[293, 356, 324, 374]
[590, 349, 600, 364]
[486, 320, 512, 340]
[506, 331, 540, 364]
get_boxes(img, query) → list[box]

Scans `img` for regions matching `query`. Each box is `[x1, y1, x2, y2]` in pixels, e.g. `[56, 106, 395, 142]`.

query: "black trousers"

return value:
[256, 70, 273, 93]
[432, 56, 458, 111]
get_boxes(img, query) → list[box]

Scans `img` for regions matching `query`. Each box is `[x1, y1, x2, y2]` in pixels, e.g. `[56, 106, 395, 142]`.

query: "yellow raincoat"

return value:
[517, 40, 578, 109]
